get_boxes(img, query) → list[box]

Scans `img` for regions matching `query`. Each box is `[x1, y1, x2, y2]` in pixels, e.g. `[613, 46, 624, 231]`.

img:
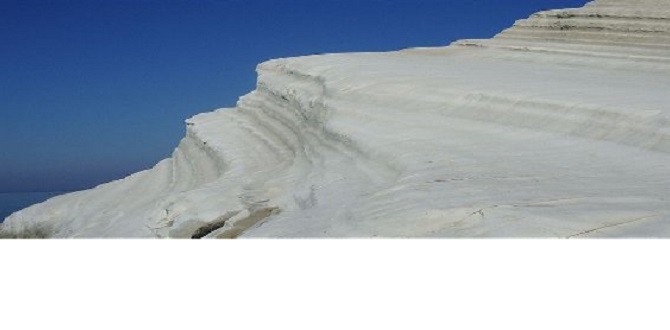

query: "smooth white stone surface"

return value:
[3, 0, 669, 238]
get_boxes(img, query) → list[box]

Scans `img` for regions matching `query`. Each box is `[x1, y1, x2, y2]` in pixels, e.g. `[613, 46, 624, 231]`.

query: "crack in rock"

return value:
[567, 215, 659, 238]
[216, 207, 281, 239]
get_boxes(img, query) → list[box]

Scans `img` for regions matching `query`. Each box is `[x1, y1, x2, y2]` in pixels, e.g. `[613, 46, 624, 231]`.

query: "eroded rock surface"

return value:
[3, 0, 669, 238]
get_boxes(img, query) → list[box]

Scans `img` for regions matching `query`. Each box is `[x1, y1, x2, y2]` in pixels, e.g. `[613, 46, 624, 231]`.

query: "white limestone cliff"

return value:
[2, 0, 669, 238]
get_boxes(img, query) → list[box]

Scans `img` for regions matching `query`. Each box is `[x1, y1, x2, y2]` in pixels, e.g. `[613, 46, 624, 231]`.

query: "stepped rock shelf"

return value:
[3, 0, 670, 238]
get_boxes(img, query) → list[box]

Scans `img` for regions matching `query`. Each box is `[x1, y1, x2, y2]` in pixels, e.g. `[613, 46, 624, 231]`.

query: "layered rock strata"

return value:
[3, 0, 669, 238]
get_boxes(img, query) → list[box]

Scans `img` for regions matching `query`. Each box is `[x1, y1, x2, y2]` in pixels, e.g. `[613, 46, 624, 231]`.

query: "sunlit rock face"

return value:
[455, 0, 670, 68]
[3, 0, 670, 238]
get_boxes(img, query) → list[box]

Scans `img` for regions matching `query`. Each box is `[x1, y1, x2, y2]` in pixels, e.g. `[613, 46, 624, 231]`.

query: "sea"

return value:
[0, 192, 66, 222]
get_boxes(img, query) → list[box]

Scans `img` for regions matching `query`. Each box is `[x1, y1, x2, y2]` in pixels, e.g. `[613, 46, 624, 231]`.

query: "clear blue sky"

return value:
[0, 0, 587, 193]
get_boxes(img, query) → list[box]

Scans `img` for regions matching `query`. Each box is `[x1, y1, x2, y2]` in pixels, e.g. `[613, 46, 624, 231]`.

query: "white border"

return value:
[1, 240, 668, 330]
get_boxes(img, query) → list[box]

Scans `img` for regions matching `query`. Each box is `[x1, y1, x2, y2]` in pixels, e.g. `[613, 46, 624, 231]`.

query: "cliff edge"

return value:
[3, 0, 670, 238]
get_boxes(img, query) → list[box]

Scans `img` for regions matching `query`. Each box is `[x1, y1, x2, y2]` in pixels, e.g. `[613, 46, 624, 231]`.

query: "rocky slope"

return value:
[2, 0, 669, 238]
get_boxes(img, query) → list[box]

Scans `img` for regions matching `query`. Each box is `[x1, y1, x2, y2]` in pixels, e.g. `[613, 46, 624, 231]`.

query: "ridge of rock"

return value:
[3, 0, 669, 238]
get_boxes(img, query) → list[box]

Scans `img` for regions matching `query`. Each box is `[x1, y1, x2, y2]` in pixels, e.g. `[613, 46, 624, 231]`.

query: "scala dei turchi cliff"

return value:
[3, 0, 670, 238]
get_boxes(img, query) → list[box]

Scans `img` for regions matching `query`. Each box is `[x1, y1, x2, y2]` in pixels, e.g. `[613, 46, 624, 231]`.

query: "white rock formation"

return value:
[2, 0, 670, 238]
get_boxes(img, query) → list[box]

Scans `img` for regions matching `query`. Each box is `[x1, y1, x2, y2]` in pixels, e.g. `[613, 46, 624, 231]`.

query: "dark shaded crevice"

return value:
[217, 207, 281, 239]
[191, 211, 240, 239]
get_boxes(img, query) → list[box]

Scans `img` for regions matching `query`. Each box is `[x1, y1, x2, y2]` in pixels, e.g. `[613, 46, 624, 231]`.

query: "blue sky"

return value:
[0, 0, 587, 192]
